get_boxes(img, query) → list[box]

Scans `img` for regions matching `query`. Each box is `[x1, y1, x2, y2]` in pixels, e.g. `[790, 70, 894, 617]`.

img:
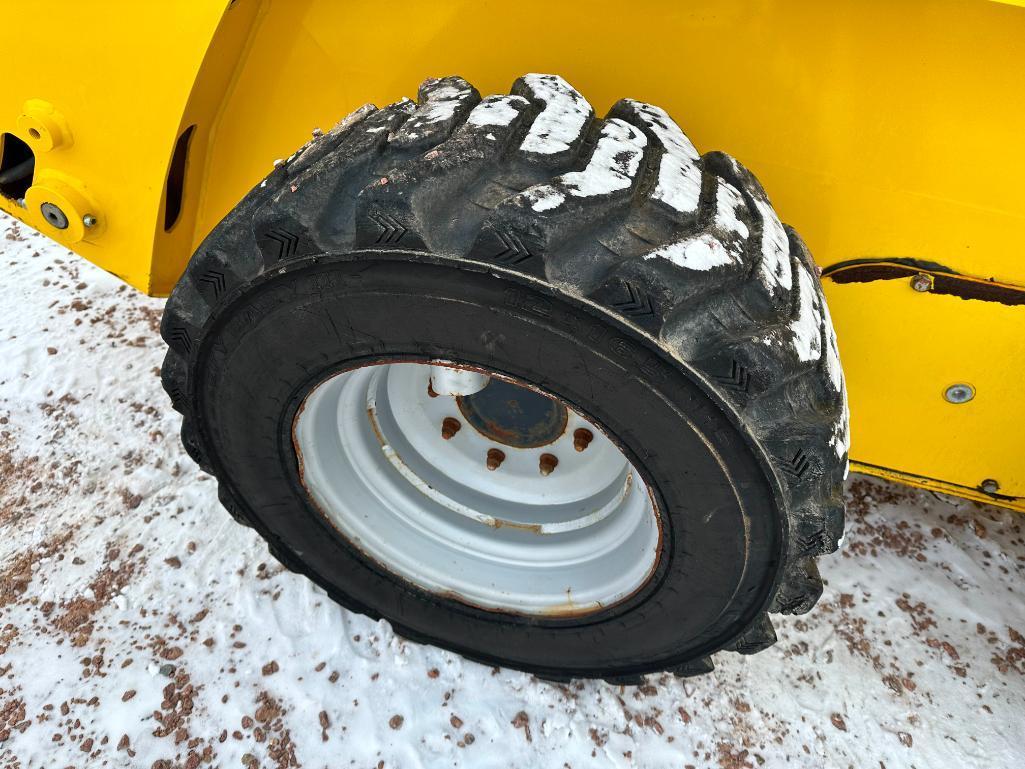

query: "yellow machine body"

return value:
[1, 0, 1022, 510]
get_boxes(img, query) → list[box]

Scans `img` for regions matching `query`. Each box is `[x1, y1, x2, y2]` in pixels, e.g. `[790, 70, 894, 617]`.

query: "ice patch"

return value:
[519, 74, 592, 155]
[528, 188, 566, 212]
[557, 119, 646, 197]
[467, 95, 529, 128]
[624, 99, 701, 214]
[715, 180, 750, 239]
[754, 199, 792, 293]
[789, 264, 823, 362]
[643, 234, 739, 271]
[411, 83, 474, 126]
[521, 119, 645, 213]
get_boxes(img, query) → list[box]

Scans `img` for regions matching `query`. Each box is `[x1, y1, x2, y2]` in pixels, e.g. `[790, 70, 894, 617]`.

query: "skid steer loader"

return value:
[1, 0, 1022, 683]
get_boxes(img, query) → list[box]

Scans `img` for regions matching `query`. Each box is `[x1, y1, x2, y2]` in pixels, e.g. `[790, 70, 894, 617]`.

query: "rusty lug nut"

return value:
[441, 417, 461, 440]
[539, 453, 559, 476]
[573, 428, 594, 452]
[910, 273, 933, 293]
[486, 448, 506, 471]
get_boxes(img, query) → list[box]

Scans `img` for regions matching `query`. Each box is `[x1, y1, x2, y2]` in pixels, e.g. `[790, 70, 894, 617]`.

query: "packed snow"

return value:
[1, 213, 1023, 769]
[623, 100, 702, 215]
[518, 74, 592, 156]
[642, 234, 740, 272]
[526, 118, 646, 212]
[466, 96, 529, 128]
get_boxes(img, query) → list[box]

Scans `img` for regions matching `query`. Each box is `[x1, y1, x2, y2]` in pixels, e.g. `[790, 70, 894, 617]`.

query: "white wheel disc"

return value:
[293, 361, 661, 616]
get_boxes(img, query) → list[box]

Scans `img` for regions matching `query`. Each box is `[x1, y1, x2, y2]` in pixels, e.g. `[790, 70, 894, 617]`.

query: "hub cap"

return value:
[293, 361, 660, 616]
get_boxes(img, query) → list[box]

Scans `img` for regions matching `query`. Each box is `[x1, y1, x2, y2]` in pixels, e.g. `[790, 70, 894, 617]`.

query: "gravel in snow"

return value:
[1, 212, 1023, 768]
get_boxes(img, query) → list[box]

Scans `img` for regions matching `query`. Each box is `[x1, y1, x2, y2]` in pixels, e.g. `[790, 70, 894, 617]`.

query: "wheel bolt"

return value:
[573, 428, 594, 452]
[441, 417, 461, 440]
[486, 448, 505, 471]
[539, 453, 559, 476]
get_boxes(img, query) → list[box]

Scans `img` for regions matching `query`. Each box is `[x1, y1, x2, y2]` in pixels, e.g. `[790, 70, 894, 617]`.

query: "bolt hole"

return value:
[27, 128, 40, 140]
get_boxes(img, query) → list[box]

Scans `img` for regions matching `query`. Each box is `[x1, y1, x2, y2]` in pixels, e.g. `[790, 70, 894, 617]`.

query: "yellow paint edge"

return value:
[852, 462, 1025, 513]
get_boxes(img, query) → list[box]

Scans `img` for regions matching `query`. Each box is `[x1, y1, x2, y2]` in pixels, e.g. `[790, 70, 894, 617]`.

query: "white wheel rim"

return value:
[293, 361, 661, 616]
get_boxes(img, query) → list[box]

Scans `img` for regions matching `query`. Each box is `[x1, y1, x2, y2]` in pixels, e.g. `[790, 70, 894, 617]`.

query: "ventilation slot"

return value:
[164, 125, 195, 231]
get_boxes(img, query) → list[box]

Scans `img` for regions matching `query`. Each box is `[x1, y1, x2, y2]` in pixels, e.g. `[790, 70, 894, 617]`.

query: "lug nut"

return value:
[573, 428, 594, 452]
[486, 448, 505, 471]
[441, 417, 461, 440]
[539, 453, 559, 476]
[910, 273, 933, 293]
[83, 214, 98, 228]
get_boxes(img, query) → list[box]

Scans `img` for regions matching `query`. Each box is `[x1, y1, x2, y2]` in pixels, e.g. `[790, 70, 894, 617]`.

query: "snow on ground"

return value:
[0, 211, 1023, 769]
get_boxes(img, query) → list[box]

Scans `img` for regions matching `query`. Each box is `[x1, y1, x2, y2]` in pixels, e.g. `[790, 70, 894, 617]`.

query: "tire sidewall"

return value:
[192, 250, 786, 676]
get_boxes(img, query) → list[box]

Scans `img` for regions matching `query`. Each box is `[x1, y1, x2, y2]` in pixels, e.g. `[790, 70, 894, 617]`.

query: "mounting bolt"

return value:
[441, 417, 461, 440]
[943, 383, 975, 404]
[910, 273, 934, 293]
[573, 428, 594, 452]
[83, 214, 97, 228]
[40, 202, 69, 230]
[539, 453, 559, 476]
[486, 448, 505, 471]
[980, 479, 1000, 495]
[16, 198, 27, 209]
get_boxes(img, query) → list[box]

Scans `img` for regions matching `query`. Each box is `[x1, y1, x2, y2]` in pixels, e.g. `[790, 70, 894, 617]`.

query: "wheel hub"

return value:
[293, 361, 661, 616]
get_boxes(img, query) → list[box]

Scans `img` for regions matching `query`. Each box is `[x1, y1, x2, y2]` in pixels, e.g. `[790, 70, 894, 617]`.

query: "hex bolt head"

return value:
[441, 417, 461, 440]
[944, 383, 975, 404]
[539, 453, 559, 476]
[40, 202, 69, 230]
[83, 214, 98, 228]
[910, 273, 934, 292]
[980, 479, 1000, 494]
[486, 448, 505, 471]
[573, 428, 594, 452]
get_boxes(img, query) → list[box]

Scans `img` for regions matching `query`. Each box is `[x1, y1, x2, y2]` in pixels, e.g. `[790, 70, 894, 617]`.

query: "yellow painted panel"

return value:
[0, 2, 226, 291]
[824, 272, 1024, 502]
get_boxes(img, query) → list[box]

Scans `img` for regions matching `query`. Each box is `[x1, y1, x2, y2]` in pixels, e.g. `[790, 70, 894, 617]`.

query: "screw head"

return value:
[83, 214, 98, 228]
[910, 273, 933, 292]
[980, 478, 1000, 495]
[40, 202, 69, 230]
[944, 383, 975, 404]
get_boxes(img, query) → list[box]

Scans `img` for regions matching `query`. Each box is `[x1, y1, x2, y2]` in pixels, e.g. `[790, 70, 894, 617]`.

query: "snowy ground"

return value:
[0, 211, 1023, 769]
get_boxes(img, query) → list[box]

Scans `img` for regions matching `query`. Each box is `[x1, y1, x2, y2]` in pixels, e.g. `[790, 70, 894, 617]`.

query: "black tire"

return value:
[160, 74, 848, 683]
